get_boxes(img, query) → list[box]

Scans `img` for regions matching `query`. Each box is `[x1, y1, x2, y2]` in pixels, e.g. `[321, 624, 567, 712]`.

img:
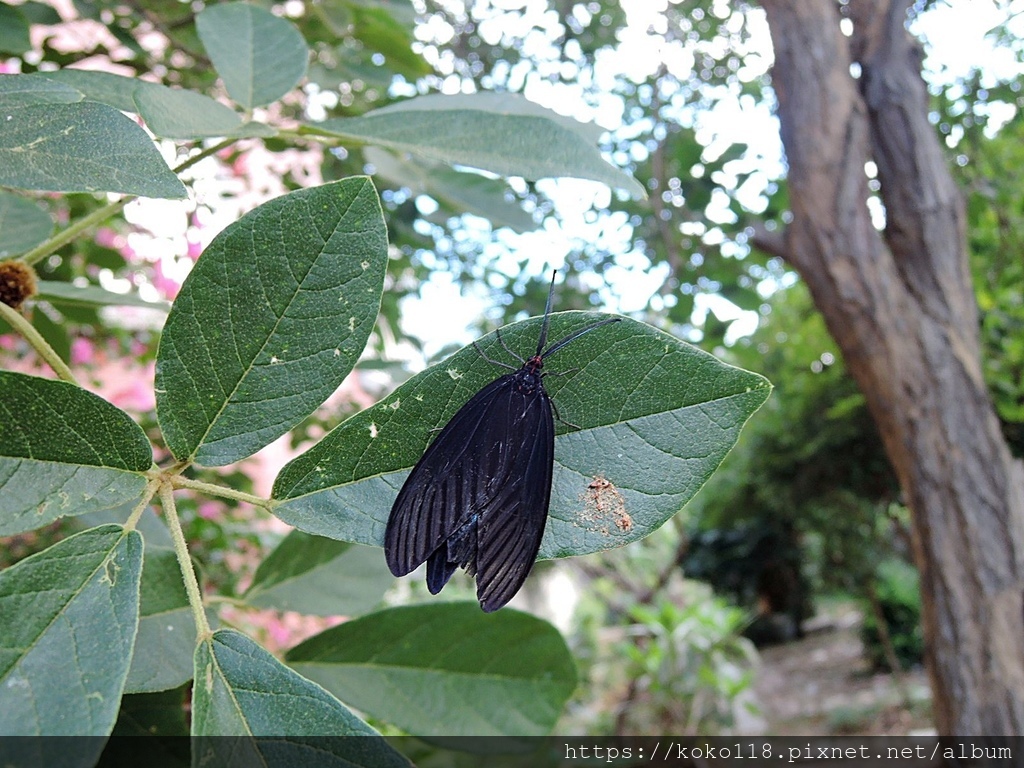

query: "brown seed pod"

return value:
[0, 260, 38, 310]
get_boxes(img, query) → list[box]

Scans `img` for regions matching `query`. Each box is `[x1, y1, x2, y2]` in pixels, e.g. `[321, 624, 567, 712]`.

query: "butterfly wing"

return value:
[384, 369, 555, 611]
[385, 373, 517, 578]
[475, 380, 554, 611]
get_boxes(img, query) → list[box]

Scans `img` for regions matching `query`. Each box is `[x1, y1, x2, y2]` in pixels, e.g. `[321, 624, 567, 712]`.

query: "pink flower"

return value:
[267, 618, 293, 648]
[153, 259, 182, 300]
[197, 501, 221, 521]
[106, 372, 156, 412]
[230, 152, 250, 177]
[95, 228, 119, 248]
[70, 337, 95, 366]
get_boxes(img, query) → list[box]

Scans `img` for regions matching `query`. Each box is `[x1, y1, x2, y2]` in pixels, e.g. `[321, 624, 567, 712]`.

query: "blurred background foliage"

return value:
[3, 0, 1024, 735]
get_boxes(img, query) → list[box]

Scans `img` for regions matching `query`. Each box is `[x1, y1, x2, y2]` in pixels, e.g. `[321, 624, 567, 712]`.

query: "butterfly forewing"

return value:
[384, 374, 515, 576]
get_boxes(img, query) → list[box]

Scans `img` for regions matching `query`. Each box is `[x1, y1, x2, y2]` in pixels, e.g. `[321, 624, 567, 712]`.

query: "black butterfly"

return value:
[384, 274, 620, 611]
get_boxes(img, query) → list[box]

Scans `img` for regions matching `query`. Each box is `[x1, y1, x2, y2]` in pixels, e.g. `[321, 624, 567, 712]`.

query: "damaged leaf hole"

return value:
[577, 474, 631, 534]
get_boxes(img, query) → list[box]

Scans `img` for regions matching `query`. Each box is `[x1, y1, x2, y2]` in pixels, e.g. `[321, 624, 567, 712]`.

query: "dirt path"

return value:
[753, 605, 933, 735]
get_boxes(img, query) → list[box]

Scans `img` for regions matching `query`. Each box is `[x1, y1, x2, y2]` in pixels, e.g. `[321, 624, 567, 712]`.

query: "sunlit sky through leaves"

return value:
[115, 0, 1024, 363]
[399, 0, 1024, 360]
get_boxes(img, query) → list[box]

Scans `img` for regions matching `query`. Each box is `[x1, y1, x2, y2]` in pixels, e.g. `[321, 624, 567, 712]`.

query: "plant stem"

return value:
[0, 301, 77, 383]
[170, 475, 273, 509]
[174, 137, 236, 174]
[160, 482, 213, 641]
[21, 199, 129, 267]
[124, 479, 161, 530]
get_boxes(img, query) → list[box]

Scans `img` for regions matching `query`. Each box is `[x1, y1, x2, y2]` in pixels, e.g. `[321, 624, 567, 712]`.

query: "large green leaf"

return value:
[18, 1, 61, 26]
[133, 83, 243, 139]
[286, 603, 577, 736]
[136, 85, 275, 140]
[0, 525, 143, 739]
[195, 2, 309, 110]
[314, 92, 644, 198]
[71, 507, 200, 694]
[0, 97, 186, 198]
[0, 371, 152, 536]
[272, 315, 771, 559]
[0, 190, 52, 257]
[154, 177, 387, 466]
[192, 629, 409, 765]
[244, 531, 393, 617]
[36, 69, 276, 141]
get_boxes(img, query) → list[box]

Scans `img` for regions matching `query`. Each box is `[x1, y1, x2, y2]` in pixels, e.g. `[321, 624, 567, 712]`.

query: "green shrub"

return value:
[861, 559, 925, 671]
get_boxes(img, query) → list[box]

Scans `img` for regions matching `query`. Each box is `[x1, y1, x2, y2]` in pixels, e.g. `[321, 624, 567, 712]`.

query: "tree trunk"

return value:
[758, 0, 1024, 735]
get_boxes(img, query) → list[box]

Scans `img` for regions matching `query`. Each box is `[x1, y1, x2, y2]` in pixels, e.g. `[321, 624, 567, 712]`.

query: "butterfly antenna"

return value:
[536, 271, 557, 356]
[542, 317, 620, 359]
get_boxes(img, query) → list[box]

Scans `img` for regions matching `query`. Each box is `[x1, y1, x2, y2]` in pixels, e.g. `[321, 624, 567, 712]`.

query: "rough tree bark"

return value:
[756, 0, 1024, 734]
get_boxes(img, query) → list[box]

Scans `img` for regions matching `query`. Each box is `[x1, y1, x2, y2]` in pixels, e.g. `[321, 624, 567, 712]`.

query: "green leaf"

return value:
[71, 505, 208, 695]
[286, 603, 577, 736]
[155, 177, 387, 467]
[18, 1, 62, 25]
[133, 84, 243, 139]
[310, 56, 393, 92]
[0, 525, 143, 737]
[0, 3, 31, 55]
[244, 531, 393, 616]
[365, 91, 606, 144]
[0, 371, 152, 536]
[71, 0, 100, 20]
[29, 306, 70, 363]
[346, 2, 432, 80]
[192, 629, 409, 765]
[0, 73, 81, 107]
[0, 191, 53, 257]
[272, 315, 771, 559]
[0, 100, 187, 198]
[364, 147, 536, 233]
[124, 547, 197, 694]
[41, 68, 141, 112]
[195, 2, 309, 110]
[35, 280, 169, 310]
[315, 92, 644, 198]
